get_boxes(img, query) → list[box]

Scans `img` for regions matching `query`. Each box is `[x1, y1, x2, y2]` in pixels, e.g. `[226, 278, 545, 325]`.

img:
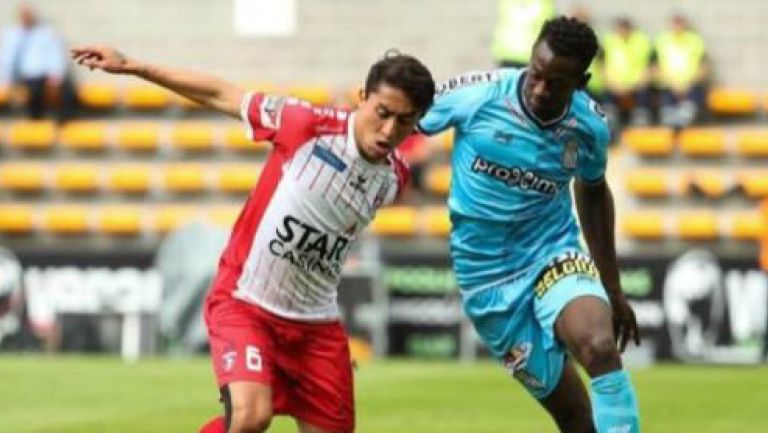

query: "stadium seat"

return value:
[54, 164, 101, 193]
[97, 205, 143, 236]
[707, 88, 759, 116]
[77, 82, 118, 110]
[0, 163, 46, 193]
[59, 121, 108, 152]
[5, 121, 56, 151]
[122, 84, 171, 111]
[736, 129, 768, 158]
[152, 205, 198, 234]
[370, 206, 418, 236]
[163, 164, 207, 193]
[286, 85, 333, 105]
[222, 124, 270, 152]
[116, 123, 159, 153]
[435, 130, 454, 152]
[43, 205, 90, 235]
[678, 128, 726, 157]
[621, 212, 665, 239]
[208, 205, 241, 228]
[422, 207, 450, 237]
[108, 164, 152, 194]
[217, 164, 262, 193]
[621, 127, 675, 157]
[727, 212, 764, 241]
[171, 122, 214, 152]
[625, 168, 673, 198]
[738, 170, 768, 198]
[0, 204, 34, 234]
[684, 170, 732, 198]
[677, 211, 719, 240]
[425, 165, 451, 196]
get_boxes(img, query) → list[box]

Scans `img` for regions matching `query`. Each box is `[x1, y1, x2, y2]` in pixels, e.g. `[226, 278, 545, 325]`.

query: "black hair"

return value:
[536, 16, 599, 72]
[364, 49, 435, 115]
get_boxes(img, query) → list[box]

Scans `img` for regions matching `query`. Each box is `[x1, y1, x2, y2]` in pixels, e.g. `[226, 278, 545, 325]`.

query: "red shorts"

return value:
[205, 295, 354, 432]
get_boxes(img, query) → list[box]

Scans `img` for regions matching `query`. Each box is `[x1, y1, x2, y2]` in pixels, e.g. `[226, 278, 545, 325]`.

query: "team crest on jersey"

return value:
[562, 139, 579, 169]
[260, 95, 286, 129]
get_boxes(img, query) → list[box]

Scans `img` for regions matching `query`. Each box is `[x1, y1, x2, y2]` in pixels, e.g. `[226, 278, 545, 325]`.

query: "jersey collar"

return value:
[517, 69, 571, 130]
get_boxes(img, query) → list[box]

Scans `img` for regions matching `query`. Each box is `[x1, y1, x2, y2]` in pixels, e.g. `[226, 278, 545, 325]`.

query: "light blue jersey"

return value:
[419, 68, 610, 289]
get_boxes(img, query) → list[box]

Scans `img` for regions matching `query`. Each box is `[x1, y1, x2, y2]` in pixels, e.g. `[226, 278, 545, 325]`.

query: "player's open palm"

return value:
[71, 46, 134, 74]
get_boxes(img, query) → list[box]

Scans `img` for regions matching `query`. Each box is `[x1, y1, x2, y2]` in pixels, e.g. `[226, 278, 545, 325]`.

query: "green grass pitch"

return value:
[1, 355, 766, 432]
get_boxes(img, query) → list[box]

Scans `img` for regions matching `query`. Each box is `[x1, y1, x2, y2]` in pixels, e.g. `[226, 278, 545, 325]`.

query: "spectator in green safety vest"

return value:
[652, 14, 709, 128]
[601, 17, 653, 129]
[492, 0, 555, 67]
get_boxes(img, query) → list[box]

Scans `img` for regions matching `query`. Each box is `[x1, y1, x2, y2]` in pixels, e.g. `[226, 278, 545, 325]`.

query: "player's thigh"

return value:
[538, 359, 595, 433]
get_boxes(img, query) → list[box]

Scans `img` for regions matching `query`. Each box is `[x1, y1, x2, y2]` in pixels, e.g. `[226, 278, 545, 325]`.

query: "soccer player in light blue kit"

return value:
[419, 17, 641, 433]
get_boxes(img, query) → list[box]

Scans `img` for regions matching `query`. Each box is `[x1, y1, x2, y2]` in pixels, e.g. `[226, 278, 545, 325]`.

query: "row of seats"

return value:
[625, 168, 768, 199]
[622, 126, 768, 157]
[0, 162, 263, 195]
[0, 203, 763, 241]
[0, 83, 337, 111]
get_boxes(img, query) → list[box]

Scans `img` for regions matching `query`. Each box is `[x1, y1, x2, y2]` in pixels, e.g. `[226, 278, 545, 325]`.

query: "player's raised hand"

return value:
[71, 46, 138, 74]
[610, 293, 640, 352]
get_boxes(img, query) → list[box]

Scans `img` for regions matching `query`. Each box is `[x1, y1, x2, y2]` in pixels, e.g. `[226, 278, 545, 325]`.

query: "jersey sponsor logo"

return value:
[260, 95, 286, 129]
[268, 215, 352, 279]
[471, 156, 558, 195]
[435, 70, 500, 96]
[534, 252, 600, 298]
[312, 144, 348, 172]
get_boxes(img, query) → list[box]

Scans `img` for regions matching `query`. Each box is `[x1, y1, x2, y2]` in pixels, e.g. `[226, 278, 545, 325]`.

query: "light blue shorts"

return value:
[461, 250, 609, 399]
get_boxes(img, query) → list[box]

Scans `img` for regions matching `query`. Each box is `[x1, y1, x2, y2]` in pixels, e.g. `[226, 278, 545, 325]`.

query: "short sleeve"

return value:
[418, 71, 497, 136]
[577, 100, 611, 183]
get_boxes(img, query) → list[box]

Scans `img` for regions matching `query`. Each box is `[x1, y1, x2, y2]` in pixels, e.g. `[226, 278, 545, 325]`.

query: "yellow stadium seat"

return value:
[0, 163, 46, 192]
[55, 164, 100, 193]
[621, 127, 675, 157]
[622, 212, 665, 239]
[0, 204, 34, 234]
[108, 164, 152, 194]
[171, 122, 214, 152]
[436, 130, 454, 152]
[425, 165, 451, 196]
[678, 127, 726, 157]
[123, 84, 171, 110]
[370, 206, 418, 236]
[727, 212, 764, 241]
[116, 123, 159, 153]
[217, 164, 262, 193]
[98, 205, 143, 235]
[223, 125, 270, 152]
[163, 164, 207, 193]
[422, 207, 450, 237]
[736, 130, 768, 157]
[77, 83, 118, 110]
[286, 85, 333, 105]
[677, 211, 719, 240]
[625, 168, 673, 198]
[60, 121, 108, 152]
[6, 121, 56, 151]
[707, 88, 758, 116]
[684, 170, 732, 198]
[153, 205, 199, 234]
[738, 170, 768, 198]
[44, 205, 89, 235]
[208, 205, 241, 228]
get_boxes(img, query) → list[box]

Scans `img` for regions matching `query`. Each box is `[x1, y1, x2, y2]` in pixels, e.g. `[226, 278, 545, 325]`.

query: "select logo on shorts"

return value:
[535, 252, 600, 298]
[503, 343, 543, 390]
[222, 351, 237, 372]
[269, 215, 351, 279]
[472, 156, 558, 195]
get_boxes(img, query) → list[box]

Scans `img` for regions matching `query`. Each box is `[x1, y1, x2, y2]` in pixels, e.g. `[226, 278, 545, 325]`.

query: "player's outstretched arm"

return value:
[71, 45, 244, 118]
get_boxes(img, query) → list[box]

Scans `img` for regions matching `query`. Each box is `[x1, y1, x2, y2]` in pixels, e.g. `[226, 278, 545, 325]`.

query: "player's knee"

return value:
[577, 333, 620, 374]
[229, 405, 272, 433]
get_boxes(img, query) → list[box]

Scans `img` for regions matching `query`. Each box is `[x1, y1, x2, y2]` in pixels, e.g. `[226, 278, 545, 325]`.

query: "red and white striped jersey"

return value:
[207, 92, 410, 321]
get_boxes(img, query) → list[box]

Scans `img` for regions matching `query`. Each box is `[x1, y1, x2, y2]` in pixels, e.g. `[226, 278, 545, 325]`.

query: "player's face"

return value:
[355, 83, 420, 163]
[523, 40, 587, 120]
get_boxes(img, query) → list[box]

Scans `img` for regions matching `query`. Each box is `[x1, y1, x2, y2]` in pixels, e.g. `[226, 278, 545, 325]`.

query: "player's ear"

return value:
[358, 87, 367, 102]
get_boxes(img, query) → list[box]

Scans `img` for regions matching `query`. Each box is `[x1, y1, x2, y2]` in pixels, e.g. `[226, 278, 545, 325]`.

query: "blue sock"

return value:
[590, 369, 640, 433]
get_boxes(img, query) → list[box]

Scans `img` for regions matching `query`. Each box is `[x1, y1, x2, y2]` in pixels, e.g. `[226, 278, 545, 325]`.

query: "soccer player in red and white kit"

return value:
[71, 46, 435, 433]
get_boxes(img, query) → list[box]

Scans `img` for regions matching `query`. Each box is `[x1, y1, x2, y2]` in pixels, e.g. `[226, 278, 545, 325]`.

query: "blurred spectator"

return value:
[652, 14, 709, 128]
[491, 0, 555, 68]
[0, 3, 79, 122]
[601, 17, 653, 129]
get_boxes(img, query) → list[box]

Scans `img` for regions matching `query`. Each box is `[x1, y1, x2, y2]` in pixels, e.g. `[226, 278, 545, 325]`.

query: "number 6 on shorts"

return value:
[246, 345, 262, 372]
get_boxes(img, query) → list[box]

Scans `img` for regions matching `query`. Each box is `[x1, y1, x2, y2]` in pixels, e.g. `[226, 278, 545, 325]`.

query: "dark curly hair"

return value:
[536, 16, 599, 72]
[364, 49, 435, 115]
